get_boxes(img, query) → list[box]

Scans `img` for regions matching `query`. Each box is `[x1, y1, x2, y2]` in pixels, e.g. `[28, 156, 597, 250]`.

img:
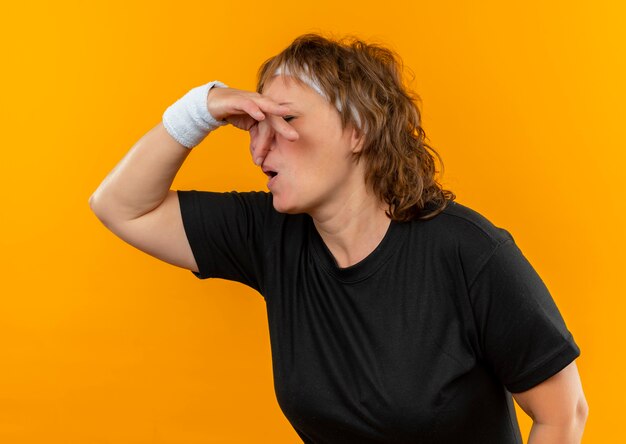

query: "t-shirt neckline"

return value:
[308, 216, 406, 283]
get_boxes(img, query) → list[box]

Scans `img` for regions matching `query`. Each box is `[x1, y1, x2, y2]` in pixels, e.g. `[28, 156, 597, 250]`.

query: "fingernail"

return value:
[255, 157, 263, 165]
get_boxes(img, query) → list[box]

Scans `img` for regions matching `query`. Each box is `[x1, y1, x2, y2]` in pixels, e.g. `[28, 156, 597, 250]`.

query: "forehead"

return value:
[262, 74, 326, 104]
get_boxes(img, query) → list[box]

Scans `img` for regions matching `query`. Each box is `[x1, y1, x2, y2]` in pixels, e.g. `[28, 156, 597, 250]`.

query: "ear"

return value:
[350, 125, 365, 154]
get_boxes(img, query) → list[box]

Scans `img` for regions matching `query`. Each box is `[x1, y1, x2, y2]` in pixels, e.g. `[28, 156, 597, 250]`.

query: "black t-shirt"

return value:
[177, 190, 581, 444]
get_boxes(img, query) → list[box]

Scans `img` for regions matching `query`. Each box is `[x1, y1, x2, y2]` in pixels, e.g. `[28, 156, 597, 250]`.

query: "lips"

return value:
[267, 174, 278, 188]
[262, 165, 279, 187]
[262, 165, 279, 178]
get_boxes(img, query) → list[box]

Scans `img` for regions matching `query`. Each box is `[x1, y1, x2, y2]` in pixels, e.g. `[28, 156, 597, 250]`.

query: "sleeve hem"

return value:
[177, 190, 213, 280]
[505, 336, 581, 393]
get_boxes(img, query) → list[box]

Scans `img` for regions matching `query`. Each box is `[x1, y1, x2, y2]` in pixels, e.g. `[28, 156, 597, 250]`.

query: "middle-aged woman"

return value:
[89, 33, 588, 443]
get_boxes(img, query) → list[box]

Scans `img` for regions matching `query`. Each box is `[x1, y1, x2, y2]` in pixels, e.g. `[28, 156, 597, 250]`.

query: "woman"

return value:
[89, 34, 588, 443]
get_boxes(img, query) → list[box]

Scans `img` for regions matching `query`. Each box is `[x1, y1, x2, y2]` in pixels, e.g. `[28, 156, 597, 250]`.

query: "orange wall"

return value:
[1, 0, 623, 442]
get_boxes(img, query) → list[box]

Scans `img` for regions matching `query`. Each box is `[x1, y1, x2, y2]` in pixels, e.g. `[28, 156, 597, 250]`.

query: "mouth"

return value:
[262, 166, 279, 185]
[267, 172, 278, 188]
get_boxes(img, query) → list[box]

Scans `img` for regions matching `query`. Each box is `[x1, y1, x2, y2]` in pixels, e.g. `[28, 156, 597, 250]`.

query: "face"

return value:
[257, 74, 364, 216]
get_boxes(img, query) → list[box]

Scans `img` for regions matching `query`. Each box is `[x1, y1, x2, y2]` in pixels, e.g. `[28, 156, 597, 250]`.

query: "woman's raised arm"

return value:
[88, 83, 297, 272]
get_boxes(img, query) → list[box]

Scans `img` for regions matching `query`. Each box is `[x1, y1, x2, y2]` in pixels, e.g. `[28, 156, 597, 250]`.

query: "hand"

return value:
[207, 87, 299, 164]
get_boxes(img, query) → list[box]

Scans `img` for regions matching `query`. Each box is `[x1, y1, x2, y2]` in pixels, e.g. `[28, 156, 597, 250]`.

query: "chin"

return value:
[271, 194, 306, 215]
[272, 201, 301, 215]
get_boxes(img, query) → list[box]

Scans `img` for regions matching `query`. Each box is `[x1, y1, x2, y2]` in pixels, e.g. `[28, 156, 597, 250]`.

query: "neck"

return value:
[310, 188, 391, 269]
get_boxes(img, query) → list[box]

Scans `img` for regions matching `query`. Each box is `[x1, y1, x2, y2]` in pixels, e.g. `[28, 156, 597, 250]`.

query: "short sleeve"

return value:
[176, 190, 272, 294]
[468, 239, 581, 393]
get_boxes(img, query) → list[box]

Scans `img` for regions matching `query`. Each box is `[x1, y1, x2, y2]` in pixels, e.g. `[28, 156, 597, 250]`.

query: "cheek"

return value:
[281, 119, 352, 183]
[288, 154, 351, 200]
[316, 143, 354, 178]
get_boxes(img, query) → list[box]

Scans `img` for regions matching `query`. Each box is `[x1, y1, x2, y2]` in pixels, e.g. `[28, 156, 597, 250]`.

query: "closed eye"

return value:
[283, 116, 295, 122]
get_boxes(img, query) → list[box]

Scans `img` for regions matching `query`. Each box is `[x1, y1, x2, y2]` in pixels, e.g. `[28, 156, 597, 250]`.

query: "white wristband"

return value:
[162, 80, 229, 149]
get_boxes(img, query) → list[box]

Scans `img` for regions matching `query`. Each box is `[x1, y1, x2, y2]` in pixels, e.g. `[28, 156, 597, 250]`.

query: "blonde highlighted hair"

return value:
[256, 33, 456, 222]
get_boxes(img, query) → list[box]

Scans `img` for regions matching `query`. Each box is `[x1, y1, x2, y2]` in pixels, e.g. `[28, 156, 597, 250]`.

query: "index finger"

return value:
[253, 97, 298, 140]
[267, 113, 299, 141]
[256, 97, 292, 117]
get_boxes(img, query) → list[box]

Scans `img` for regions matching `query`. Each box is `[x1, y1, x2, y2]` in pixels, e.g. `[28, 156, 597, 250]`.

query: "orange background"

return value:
[1, 0, 623, 442]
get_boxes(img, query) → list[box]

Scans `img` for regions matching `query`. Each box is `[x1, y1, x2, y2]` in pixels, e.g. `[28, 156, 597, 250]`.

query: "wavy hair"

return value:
[256, 33, 456, 222]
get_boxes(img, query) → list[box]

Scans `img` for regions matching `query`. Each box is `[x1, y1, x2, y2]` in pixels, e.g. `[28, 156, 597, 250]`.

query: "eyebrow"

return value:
[279, 102, 294, 105]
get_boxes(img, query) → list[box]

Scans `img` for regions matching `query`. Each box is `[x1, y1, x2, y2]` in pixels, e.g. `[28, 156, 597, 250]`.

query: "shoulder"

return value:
[178, 189, 275, 214]
[220, 190, 306, 231]
[410, 200, 516, 285]
[435, 200, 514, 246]
[176, 190, 288, 238]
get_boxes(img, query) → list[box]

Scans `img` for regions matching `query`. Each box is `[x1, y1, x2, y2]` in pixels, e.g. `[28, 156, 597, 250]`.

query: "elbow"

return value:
[88, 193, 96, 209]
[88, 192, 103, 217]
[560, 394, 589, 442]
[568, 395, 589, 443]
[576, 394, 589, 425]
[88, 190, 112, 224]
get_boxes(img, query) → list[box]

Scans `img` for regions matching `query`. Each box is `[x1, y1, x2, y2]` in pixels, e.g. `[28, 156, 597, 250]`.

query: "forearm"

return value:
[527, 419, 586, 444]
[89, 122, 192, 222]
